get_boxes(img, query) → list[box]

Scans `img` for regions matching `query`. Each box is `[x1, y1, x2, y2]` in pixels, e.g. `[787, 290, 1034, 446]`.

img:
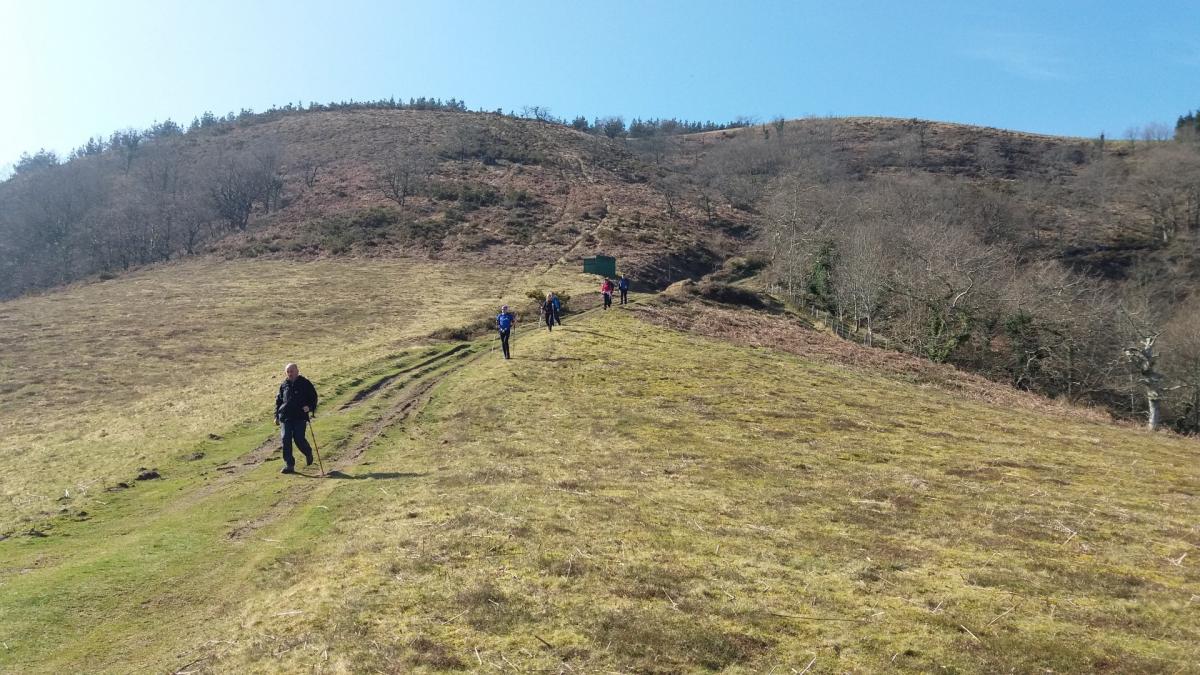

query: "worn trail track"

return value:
[223, 343, 481, 541]
[218, 307, 614, 541]
[172, 344, 469, 512]
[159, 308, 617, 673]
[214, 303, 619, 540]
[340, 343, 472, 410]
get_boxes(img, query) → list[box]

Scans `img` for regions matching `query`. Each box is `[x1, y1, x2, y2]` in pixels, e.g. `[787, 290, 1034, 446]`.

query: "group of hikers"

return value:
[496, 274, 630, 359]
[600, 274, 630, 309]
[275, 274, 631, 473]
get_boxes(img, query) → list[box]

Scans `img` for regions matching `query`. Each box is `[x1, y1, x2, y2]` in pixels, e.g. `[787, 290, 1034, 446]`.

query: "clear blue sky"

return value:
[2, 0, 1198, 173]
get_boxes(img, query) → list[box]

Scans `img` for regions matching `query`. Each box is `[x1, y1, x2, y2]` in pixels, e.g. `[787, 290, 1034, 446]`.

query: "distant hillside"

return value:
[3, 105, 1200, 430]
[3, 106, 1200, 672]
[1, 107, 1188, 292]
[0, 107, 743, 298]
[662, 116, 1200, 432]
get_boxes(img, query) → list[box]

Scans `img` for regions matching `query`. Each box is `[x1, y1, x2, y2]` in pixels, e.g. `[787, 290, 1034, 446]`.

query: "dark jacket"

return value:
[275, 376, 318, 422]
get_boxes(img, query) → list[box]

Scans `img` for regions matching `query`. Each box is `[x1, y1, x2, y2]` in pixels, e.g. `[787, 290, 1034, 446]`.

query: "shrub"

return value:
[525, 289, 571, 313]
[438, 124, 544, 165]
[504, 213, 538, 244]
[427, 181, 500, 211]
[457, 183, 500, 209]
[503, 189, 536, 208]
[311, 208, 401, 253]
[709, 255, 768, 283]
[697, 281, 765, 308]
[428, 315, 496, 341]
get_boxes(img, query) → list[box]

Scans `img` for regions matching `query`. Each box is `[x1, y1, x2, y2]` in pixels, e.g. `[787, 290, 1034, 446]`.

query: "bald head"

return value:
[285, 363, 299, 381]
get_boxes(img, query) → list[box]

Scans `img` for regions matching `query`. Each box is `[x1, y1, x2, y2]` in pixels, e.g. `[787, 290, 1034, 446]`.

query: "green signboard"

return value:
[582, 255, 617, 277]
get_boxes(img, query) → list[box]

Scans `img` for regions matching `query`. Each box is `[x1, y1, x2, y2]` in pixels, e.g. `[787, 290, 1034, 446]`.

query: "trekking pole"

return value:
[308, 413, 325, 477]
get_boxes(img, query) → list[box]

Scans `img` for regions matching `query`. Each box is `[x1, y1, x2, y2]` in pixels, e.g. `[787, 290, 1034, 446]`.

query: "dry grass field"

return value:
[0, 256, 590, 534]
[2, 270, 1196, 672]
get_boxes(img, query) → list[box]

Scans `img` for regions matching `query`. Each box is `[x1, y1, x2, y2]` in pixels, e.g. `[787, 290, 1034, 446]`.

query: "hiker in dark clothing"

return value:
[275, 362, 318, 474]
[497, 305, 516, 359]
[601, 277, 614, 310]
[548, 292, 563, 325]
[541, 298, 555, 331]
[618, 275, 630, 305]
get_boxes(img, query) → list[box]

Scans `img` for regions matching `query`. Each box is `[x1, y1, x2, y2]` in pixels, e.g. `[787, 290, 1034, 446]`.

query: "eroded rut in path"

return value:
[223, 343, 480, 541]
[340, 343, 471, 410]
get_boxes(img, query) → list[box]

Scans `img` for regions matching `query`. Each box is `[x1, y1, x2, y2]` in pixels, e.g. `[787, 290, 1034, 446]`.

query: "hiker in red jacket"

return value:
[601, 277, 614, 310]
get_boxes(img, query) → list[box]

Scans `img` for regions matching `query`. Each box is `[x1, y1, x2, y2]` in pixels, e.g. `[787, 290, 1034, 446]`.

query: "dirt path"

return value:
[224, 344, 481, 541]
[339, 343, 472, 410]
[219, 302, 626, 542]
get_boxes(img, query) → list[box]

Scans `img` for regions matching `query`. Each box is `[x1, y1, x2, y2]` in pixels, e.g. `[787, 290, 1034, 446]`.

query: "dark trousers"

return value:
[544, 311, 554, 330]
[603, 292, 612, 309]
[620, 289, 628, 304]
[499, 329, 511, 358]
[280, 418, 313, 468]
[552, 307, 562, 325]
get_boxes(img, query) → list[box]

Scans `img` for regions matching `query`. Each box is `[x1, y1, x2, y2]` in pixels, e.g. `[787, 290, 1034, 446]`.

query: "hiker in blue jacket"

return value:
[497, 305, 516, 359]
[548, 291, 563, 325]
[618, 275, 630, 305]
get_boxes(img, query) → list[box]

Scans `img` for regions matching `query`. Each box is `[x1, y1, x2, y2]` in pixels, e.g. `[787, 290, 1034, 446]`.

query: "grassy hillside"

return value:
[0, 256, 590, 534]
[2, 268, 1196, 673]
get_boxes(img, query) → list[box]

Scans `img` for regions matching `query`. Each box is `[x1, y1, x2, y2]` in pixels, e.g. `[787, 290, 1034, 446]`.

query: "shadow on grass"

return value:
[560, 327, 617, 340]
[300, 470, 427, 480]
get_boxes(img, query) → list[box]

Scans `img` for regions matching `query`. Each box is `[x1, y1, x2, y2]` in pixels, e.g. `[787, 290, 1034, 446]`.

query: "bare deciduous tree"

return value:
[1161, 298, 1200, 433]
[762, 179, 849, 300]
[1117, 281, 1175, 430]
[1000, 261, 1118, 400]
[832, 219, 889, 346]
[1134, 144, 1200, 243]
[205, 141, 283, 231]
[520, 105, 555, 122]
[1123, 333, 1166, 430]
[377, 145, 435, 209]
[9, 158, 108, 283]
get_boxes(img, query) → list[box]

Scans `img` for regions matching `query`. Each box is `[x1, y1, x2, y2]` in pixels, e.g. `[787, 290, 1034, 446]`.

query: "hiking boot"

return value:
[280, 466, 296, 474]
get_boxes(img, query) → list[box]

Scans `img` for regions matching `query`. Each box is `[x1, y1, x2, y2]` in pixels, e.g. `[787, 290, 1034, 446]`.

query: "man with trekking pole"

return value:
[275, 362, 318, 474]
[496, 305, 516, 359]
